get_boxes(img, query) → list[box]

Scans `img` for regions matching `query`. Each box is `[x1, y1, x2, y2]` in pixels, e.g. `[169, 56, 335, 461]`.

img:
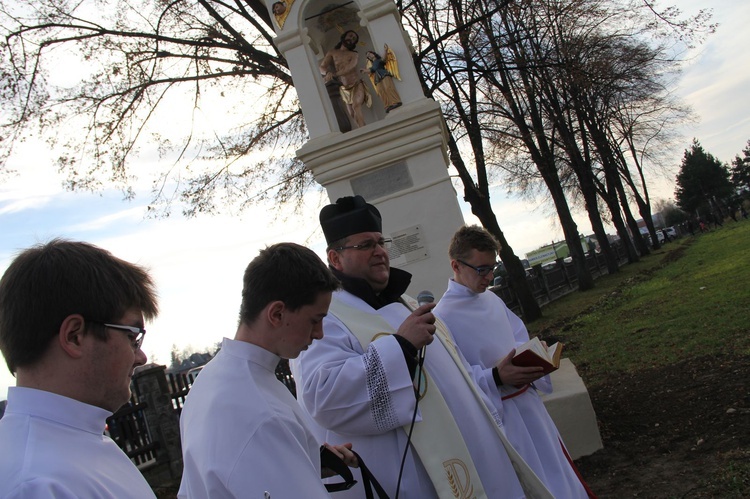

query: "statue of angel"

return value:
[272, 0, 294, 29]
[363, 44, 402, 113]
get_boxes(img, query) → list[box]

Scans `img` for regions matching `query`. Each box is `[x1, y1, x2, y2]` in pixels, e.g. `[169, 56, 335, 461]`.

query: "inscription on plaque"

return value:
[351, 162, 412, 200]
[389, 225, 429, 266]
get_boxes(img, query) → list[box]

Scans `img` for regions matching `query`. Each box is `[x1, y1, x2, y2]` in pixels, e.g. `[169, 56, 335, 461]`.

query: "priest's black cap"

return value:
[320, 195, 382, 246]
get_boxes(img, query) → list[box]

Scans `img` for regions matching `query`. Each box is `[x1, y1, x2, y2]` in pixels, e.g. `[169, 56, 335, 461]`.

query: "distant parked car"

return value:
[639, 227, 664, 245]
[541, 260, 558, 271]
[664, 226, 678, 240]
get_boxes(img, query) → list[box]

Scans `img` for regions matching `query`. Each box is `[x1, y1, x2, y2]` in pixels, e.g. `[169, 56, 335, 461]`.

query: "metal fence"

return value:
[106, 392, 158, 469]
[166, 370, 200, 415]
[492, 241, 629, 317]
[107, 367, 205, 468]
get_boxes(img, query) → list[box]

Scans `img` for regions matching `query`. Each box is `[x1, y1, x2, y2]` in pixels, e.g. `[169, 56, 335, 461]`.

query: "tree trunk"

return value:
[617, 180, 650, 256]
[601, 167, 640, 263]
[447, 134, 543, 321]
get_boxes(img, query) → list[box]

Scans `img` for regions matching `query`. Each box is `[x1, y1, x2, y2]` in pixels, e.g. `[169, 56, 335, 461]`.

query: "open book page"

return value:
[513, 337, 563, 374]
[548, 342, 563, 366]
[515, 337, 551, 362]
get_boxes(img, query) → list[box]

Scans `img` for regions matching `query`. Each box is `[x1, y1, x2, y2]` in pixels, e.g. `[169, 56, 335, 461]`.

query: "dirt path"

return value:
[575, 353, 750, 498]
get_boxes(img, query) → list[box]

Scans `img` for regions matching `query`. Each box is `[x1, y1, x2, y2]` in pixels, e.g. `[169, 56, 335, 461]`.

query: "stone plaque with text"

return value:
[389, 225, 429, 266]
[351, 162, 412, 200]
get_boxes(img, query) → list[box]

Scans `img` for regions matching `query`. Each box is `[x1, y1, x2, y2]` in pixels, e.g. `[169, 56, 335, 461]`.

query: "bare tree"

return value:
[1, 0, 308, 216]
[1, 0, 713, 316]
[406, 0, 710, 297]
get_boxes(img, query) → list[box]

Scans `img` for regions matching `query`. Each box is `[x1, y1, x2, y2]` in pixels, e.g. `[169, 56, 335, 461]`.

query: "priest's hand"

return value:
[397, 303, 437, 349]
[496, 349, 545, 388]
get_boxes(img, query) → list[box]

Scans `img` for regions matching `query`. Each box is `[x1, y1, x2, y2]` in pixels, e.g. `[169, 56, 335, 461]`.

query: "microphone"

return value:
[417, 290, 435, 307]
[415, 290, 435, 365]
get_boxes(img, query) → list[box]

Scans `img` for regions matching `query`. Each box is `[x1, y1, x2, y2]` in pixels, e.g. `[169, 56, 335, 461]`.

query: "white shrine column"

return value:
[269, 0, 466, 298]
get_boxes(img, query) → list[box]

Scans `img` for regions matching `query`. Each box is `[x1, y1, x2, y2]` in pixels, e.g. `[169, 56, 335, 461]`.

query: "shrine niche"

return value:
[269, 0, 416, 133]
[304, 2, 380, 131]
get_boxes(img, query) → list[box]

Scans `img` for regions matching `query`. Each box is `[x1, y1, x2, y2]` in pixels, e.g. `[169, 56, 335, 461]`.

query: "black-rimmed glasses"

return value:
[458, 259, 499, 277]
[88, 320, 146, 351]
[334, 238, 392, 252]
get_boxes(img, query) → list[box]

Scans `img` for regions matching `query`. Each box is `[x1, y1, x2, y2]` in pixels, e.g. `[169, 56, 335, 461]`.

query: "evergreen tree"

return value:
[674, 139, 733, 214]
[730, 140, 750, 193]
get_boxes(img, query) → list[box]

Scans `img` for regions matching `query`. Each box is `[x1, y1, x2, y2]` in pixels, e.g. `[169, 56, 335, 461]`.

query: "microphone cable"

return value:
[394, 345, 426, 499]
[394, 292, 434, 499]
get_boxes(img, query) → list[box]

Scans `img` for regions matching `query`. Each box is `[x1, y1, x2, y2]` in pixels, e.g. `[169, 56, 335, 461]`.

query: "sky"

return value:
[1, 1, 749, 400]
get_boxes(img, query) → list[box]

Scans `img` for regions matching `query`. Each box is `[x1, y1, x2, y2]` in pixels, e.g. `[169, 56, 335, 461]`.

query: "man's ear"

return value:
[450, 259, 460, 275]
[58, 314, 88, 359]
[328, 249, 343, 271]
[266, 301, 286, 328]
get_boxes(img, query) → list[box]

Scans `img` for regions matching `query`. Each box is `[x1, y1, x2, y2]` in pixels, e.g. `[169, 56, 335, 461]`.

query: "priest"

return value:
[292, 196, 552, 498]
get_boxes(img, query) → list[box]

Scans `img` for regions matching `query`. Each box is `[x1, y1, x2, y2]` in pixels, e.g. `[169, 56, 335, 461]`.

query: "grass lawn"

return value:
[528, 220, 750, 385]
[528, 220, 750, 497]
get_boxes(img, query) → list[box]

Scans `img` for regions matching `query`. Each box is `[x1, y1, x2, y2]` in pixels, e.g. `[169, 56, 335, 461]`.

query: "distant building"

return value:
[166, 352, 214, 375]
[636, 212, 666, 229]
[525, 235, 599, 266]
[526, 245, 560, 267]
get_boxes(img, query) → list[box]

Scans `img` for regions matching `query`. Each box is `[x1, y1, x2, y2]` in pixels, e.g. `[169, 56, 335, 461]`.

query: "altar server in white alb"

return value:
[292, 195, 553, 499]
[434, 225, 595, 498]
[0, 239, 159, 498]
[178, 242, 358, 498]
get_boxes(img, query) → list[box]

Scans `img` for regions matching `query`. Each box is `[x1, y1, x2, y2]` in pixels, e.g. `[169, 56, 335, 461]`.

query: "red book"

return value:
[512, 337, 563, 375]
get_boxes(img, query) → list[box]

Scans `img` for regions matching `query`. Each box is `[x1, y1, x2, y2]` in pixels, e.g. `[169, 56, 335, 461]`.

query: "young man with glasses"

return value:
[178, 243, 359, 498]
[0, 239, 159, 498]
[435, 225, 593, 498]
[292, 196, 551, 498]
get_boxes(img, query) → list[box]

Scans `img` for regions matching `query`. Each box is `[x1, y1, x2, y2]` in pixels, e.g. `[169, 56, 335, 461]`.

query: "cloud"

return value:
[675, 1, 750, 161]
[0, 194, 56, 215]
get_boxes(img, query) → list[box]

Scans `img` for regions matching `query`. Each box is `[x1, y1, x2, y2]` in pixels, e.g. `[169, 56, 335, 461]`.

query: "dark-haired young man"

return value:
[435, 225, 592, 498]
[0, 239, 159, 498]
[178, 243, 357, 498]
